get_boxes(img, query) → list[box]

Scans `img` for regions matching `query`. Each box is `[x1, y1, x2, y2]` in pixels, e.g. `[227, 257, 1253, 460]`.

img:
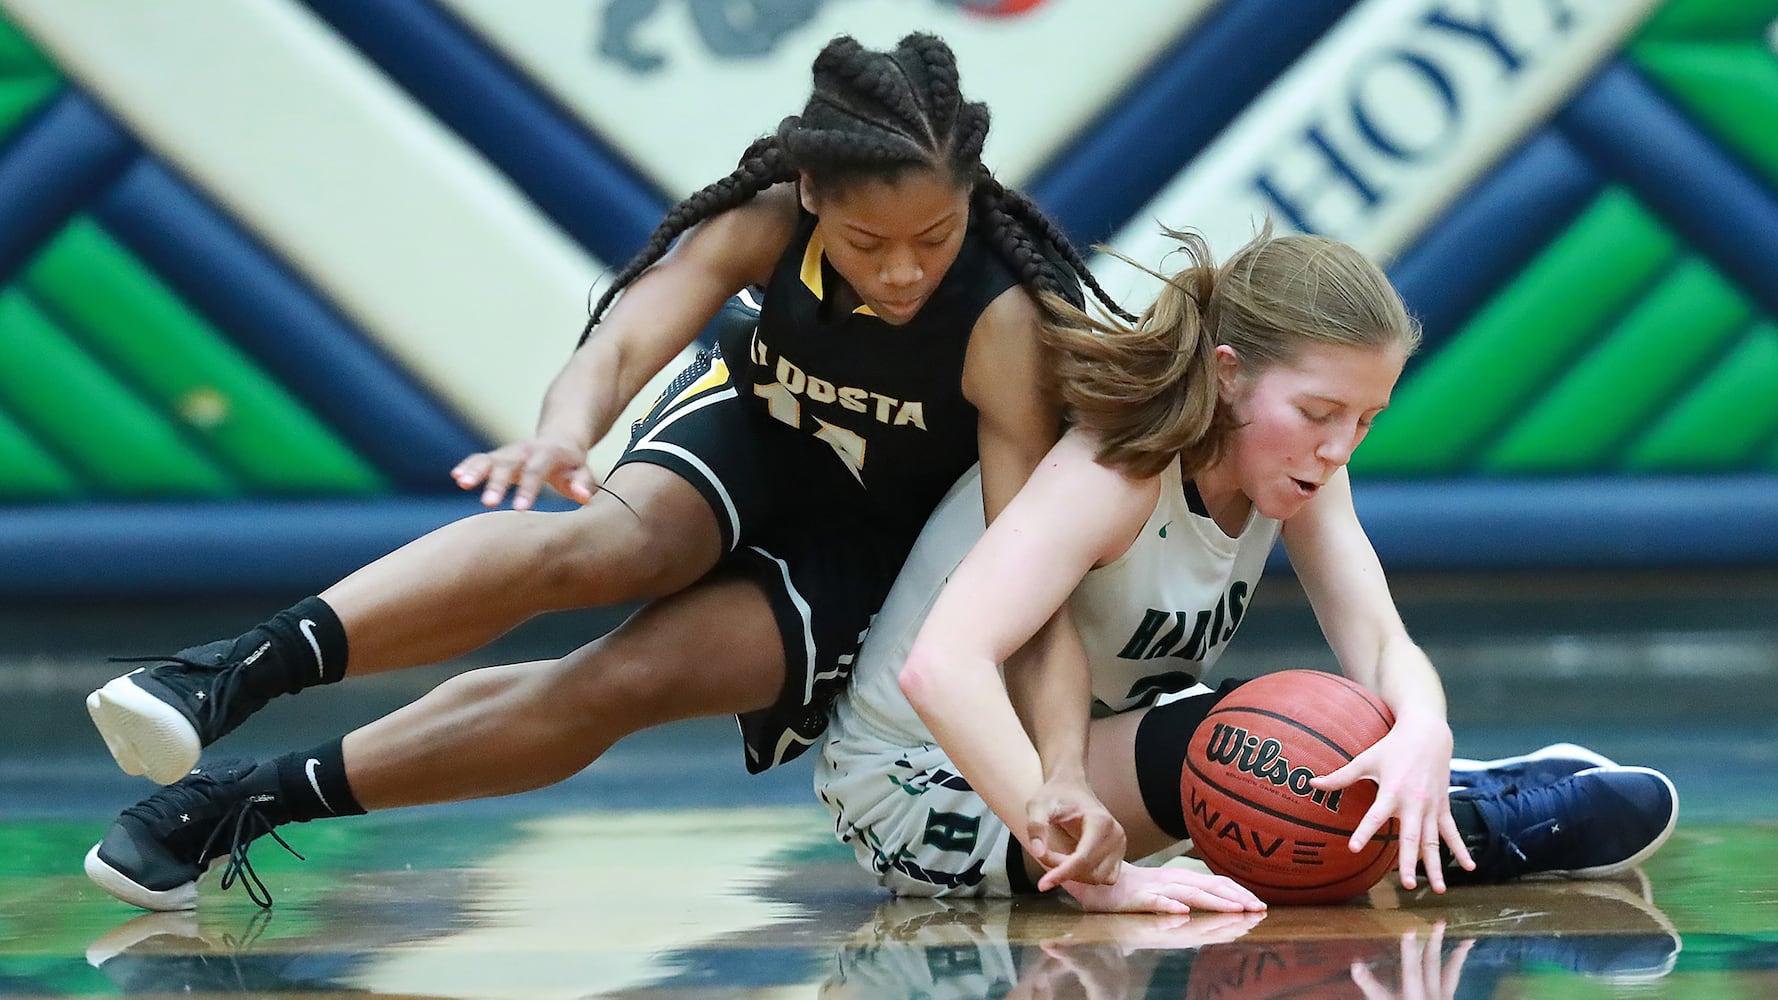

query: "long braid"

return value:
[999, 187, 1137, 323]
[580, 136, 795, 343]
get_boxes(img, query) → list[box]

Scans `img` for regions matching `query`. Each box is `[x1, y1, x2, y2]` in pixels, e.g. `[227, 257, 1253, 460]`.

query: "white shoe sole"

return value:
[84, 910, 200, 967]
[86, 676, 202, 786]
[84, 844, 197, 912]
[1450, 736, 1621, 775]
[1558, 765, 1681, 880]
[1450, 741, 1618, 775]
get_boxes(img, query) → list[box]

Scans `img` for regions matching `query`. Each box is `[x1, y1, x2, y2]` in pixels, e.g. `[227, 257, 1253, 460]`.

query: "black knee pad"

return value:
[1132, 678, 1245, 839]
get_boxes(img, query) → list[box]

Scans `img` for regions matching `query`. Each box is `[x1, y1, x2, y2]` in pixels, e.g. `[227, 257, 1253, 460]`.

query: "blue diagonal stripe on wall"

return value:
[1389, 131, 1604, 361]
[0, 90, 132, 283]
[1029, 0, 1358, 248]
[1558, 61, 1778, 321]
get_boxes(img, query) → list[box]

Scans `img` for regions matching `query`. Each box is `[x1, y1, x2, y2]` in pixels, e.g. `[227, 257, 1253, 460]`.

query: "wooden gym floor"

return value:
[2, 571, 1776, 998]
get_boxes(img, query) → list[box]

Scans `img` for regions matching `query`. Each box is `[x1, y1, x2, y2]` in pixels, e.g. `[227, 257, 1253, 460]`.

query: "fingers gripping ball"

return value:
[1181, 670, 1398, 904]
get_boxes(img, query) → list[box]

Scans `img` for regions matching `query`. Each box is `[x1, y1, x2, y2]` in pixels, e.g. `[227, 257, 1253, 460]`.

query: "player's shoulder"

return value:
[677, 182, 804, 285]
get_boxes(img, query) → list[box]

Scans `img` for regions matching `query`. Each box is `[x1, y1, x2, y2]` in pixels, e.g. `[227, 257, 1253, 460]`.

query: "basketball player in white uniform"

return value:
[817, 231, 1679, 912]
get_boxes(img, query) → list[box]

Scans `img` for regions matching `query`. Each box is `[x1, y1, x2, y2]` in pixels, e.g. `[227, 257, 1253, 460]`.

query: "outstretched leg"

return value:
[85, 572, 789, 910]
[87, 462, 724, 784]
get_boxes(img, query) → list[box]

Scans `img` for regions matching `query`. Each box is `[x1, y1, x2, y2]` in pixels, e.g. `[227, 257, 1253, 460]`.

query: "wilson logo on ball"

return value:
[1200, 722, 1344, 813]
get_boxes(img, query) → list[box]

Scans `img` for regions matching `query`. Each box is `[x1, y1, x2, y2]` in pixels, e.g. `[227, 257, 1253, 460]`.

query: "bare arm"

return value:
[1283, 468, 1474, 891]
[898, 430, 1155, 885]
[957, 290, 1116, 880]
[455, 186, 800, 508]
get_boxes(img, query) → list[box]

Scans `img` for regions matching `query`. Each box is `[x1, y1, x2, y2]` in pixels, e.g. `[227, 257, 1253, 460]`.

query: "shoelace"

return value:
[199, 797, 304, 909]
[109, 654, 247, 734]
[1487, 781, 1568, 872]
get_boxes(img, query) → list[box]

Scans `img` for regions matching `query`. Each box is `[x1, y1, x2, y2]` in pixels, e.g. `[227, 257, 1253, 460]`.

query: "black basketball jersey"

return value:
[719, 206, 1038, 535]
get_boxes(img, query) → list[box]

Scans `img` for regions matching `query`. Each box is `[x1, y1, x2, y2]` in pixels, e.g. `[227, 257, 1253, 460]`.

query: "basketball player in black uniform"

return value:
[79, 33, 1140, 911]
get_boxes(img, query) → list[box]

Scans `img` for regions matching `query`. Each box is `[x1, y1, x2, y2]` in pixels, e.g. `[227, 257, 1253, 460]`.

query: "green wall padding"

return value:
[1623, 324, 1778, 470]
[0, 403, 80, 498]
[0, 15, 57, 143]
[1633, 0, 1778, 188]
[1636, 0, 1778, 39]
[1480, 258, 1754, 472]
[23, 219, 386, 493]
[0, 290, 236, 495]
[1634, 42, 1778, 189]
[1354, 188, 1677, 475]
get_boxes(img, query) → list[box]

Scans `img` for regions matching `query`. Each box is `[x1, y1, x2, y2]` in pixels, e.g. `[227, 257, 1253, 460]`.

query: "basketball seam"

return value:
[1184, 756, 1400, 842]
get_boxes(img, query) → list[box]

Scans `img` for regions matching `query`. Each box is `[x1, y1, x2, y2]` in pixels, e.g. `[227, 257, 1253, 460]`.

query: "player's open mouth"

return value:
[1291, 478, 1320, 497]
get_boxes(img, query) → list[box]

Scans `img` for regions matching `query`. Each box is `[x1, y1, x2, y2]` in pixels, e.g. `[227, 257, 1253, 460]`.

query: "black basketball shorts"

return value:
[614, 343, 914, 774]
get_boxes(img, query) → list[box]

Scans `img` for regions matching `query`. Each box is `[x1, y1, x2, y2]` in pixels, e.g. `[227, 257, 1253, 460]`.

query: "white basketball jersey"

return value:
[833, 461, 1281, 745]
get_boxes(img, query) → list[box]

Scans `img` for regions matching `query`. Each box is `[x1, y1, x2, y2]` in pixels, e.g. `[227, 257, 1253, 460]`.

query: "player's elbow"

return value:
[897, 643, 949, 713]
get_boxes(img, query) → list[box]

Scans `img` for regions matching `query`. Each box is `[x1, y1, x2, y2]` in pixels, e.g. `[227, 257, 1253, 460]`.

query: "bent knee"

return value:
[514, 501, 719, 604]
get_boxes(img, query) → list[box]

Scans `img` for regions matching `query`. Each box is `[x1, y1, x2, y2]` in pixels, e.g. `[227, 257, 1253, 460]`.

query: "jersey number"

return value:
[754, 382, 867, 482]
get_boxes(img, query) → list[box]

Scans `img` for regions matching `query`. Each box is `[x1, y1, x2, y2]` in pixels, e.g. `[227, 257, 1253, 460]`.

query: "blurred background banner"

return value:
[0, 0, 1774, 598]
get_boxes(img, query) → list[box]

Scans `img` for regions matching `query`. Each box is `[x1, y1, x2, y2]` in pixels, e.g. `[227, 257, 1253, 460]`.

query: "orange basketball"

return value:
[1181, 670, 1398, 904]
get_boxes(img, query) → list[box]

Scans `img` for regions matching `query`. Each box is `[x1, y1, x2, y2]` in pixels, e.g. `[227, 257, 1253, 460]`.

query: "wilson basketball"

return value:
[1181, 670, 1398, 904]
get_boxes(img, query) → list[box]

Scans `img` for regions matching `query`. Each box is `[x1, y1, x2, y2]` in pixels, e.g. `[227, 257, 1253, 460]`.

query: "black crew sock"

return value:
[233, 596, 349, 698]
[273, 739, 366, 823]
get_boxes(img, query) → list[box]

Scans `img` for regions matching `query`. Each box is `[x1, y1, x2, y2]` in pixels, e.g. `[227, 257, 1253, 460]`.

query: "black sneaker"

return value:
[84, 758, 301, 911]
[86, 637, 281, 785]
[1448, 766, 1678, 884]
[1450, 742, 1616, 792]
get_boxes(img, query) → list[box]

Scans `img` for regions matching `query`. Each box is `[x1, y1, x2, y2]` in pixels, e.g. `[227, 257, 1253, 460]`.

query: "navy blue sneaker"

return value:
[1448, 766, 1678, 884]
[86, 637, 284, 785]
[1450, 743, 1616, 793]
[84, 758, 300, 911]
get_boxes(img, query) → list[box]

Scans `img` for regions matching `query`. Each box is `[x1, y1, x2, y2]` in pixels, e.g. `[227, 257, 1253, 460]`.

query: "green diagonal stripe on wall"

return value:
[1632, 0, 1778, 191]
[1479, 257, 1755, 472]
[0, 290, 236, 495]
[1623, 323, 1778, 471]
[22, 219, 386, 494]
[0, 400, 79, 498]
[1353, 188, 1676, 476]
[0, 13, 57, 142]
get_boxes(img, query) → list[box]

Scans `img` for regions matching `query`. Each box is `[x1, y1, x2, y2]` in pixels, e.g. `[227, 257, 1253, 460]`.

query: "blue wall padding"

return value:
[9, 472, 1769, 599]
[1028, 0, 1358, 248]
[1345, 475, 1778, 571]
[303, 0, 669, 268]
[0, 91, 133, 284]
[1558, 62, 1778, 321]
[0, 496, 573, 599]
[1388, 131, 1603, 361]
[97, 157, 491, 492]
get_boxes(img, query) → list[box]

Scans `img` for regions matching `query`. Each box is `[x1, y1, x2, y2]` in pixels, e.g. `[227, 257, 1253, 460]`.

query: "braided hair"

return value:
[580, 32, 1132, 344]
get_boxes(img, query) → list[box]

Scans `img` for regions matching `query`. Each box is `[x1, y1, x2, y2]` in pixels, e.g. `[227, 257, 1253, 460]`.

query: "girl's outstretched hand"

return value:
[453, 436, 598, 510]
[1064, 862, 1267, 915]
[1309, 714, 1475, 892]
